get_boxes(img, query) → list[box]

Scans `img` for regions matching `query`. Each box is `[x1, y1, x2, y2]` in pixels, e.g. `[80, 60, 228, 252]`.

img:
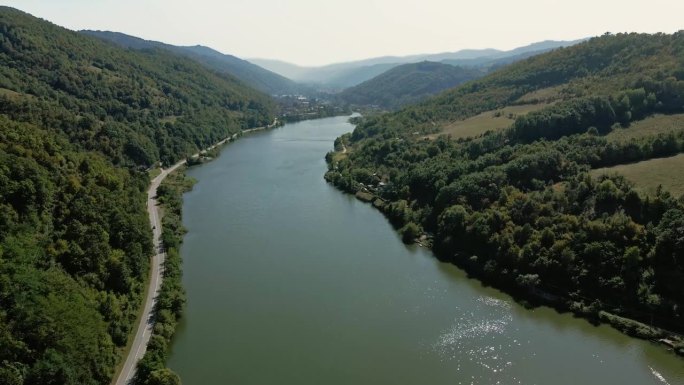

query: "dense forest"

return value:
[338, 61, 483, 109]
[0, 7, 275, 385]
[326, 32, 684, 346]
[134, 171, 192, 385]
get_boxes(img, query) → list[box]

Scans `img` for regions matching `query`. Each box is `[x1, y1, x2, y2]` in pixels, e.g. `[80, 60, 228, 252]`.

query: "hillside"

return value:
[0, 6, 275, 385]
[338, 61, 483, 109]
[419, 39, 585, 65]
[82, 30, 304, 95]
[326, 32, 684, 339]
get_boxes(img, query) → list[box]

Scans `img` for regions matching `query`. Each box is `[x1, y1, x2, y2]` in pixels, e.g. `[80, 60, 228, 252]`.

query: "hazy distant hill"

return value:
[439, 40, 586, 69]
[322, 63, 400, 89]
[250, 39, 583, 89]
[247, 58, 312, 81]
[338, 61, 483, 109]
[82, 30, 305, 95]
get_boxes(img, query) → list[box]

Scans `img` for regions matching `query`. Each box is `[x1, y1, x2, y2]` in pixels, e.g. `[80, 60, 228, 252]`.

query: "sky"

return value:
[3, 0, 684, 66]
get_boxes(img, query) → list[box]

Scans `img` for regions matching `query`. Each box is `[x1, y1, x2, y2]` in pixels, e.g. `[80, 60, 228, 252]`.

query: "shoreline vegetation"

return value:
[185, 118, 280, 166]
[0, 8, 279, 385]
[324, 33, 684, 358]
[132, 122, 283, 385]
[132, 169, 191, 385]
[326, 143, 684, 356]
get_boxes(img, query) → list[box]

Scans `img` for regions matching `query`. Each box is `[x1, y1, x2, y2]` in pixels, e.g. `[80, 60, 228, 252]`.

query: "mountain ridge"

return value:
[250, 39, 585, 88]
[82, 30, 305, 95]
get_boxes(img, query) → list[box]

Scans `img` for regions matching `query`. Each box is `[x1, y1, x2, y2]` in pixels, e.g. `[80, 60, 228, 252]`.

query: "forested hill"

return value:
[338, 61, 483, 109]
[0, 6, 274, 385]
[327, 32, 684, 341]
[82, 30, 305, 95]
[351, 33, 684, 135]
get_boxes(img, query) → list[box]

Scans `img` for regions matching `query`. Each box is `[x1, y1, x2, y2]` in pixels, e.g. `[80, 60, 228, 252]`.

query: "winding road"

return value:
[113, 158, 187, 385]
[114, 137, 235, 384]
[113, 121, 277, 385]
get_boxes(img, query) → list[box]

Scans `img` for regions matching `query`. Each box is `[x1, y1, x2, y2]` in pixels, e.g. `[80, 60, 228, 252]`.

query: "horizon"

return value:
[245, 37, 588, 67]
[3, 0, 683, 66]
[78, 29, 588, 68]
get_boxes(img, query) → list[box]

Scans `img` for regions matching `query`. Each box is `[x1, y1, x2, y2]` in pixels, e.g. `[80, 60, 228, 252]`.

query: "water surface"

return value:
[168, 115, 684, 384]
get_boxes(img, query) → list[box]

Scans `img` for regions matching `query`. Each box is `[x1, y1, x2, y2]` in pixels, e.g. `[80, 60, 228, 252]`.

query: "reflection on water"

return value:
[651, 367, 672, 385]
[433, 297, 520, 384]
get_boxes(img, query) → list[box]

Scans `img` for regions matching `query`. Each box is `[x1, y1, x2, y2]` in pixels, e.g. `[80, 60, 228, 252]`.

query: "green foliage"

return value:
[326, 32, 684, 336]
[0, 7, 276, 167]
[598, 311, 664, 339]
[0, 7, 275, 385]
[399, 222, 421, 243]
[145, 369, 181, 385]
[134, 172, 191, 385]
[0, 116, 149, 385]
[339, 61, 483, 109]
[350, 32, 684, 141]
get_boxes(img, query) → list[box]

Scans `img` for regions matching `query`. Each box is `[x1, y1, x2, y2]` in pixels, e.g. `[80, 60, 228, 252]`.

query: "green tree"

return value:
[145, 369, 181, 385]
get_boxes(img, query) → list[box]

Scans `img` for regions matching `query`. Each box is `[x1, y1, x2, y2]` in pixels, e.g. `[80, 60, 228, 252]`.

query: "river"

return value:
[167, 115, 684, 385]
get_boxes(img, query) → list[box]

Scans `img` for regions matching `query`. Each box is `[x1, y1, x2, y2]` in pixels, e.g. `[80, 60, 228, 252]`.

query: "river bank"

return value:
[325, 144, 684, 358]
[113, 122, 278, 385]
[168, 115, 684, 385]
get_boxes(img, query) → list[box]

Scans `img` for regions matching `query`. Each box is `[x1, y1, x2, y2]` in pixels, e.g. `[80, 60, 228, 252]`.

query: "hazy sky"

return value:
[4, 0, 684, 66]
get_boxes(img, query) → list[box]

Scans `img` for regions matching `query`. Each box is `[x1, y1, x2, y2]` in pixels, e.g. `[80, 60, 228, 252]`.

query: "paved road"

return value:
[113, 158, 187, 385]
[113, 125, 274, 385]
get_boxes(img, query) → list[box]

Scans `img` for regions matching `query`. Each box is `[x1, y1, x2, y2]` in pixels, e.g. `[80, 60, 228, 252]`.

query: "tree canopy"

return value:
[327, 32, 684, 336]
[0, 6, 276, 384]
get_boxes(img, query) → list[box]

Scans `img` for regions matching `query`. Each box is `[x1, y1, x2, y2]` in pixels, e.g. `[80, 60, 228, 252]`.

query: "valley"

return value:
[1, 4, 684, 385]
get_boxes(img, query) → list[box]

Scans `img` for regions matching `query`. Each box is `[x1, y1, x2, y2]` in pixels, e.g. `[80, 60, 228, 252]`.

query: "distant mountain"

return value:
[249, 59, 401, 89]
[82, 30, 305, 95]
[250, 39, 584, 89]
[329, 40, 585, 108]
[500, 39, 587, 57]
[403, 48, 504, 63]
[246, 58, 311, 81]
[338, 61, 483, 109]
[322, 63, 400, 89]
[439, 40, 587, 69]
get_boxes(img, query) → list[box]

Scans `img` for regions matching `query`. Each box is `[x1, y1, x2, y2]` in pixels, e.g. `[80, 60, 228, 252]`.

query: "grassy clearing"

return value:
[591, 153, 684, 197]
[606, 113, 684, 142]
[429, 103, 549, 140]
[331, 148, 348, 163]
[159, 115, 180, 124]
[148, 167, 162, 180]
[515, 85, 565, 104]
[0, 87, 20, 97]
[0, 87, 31, 100]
